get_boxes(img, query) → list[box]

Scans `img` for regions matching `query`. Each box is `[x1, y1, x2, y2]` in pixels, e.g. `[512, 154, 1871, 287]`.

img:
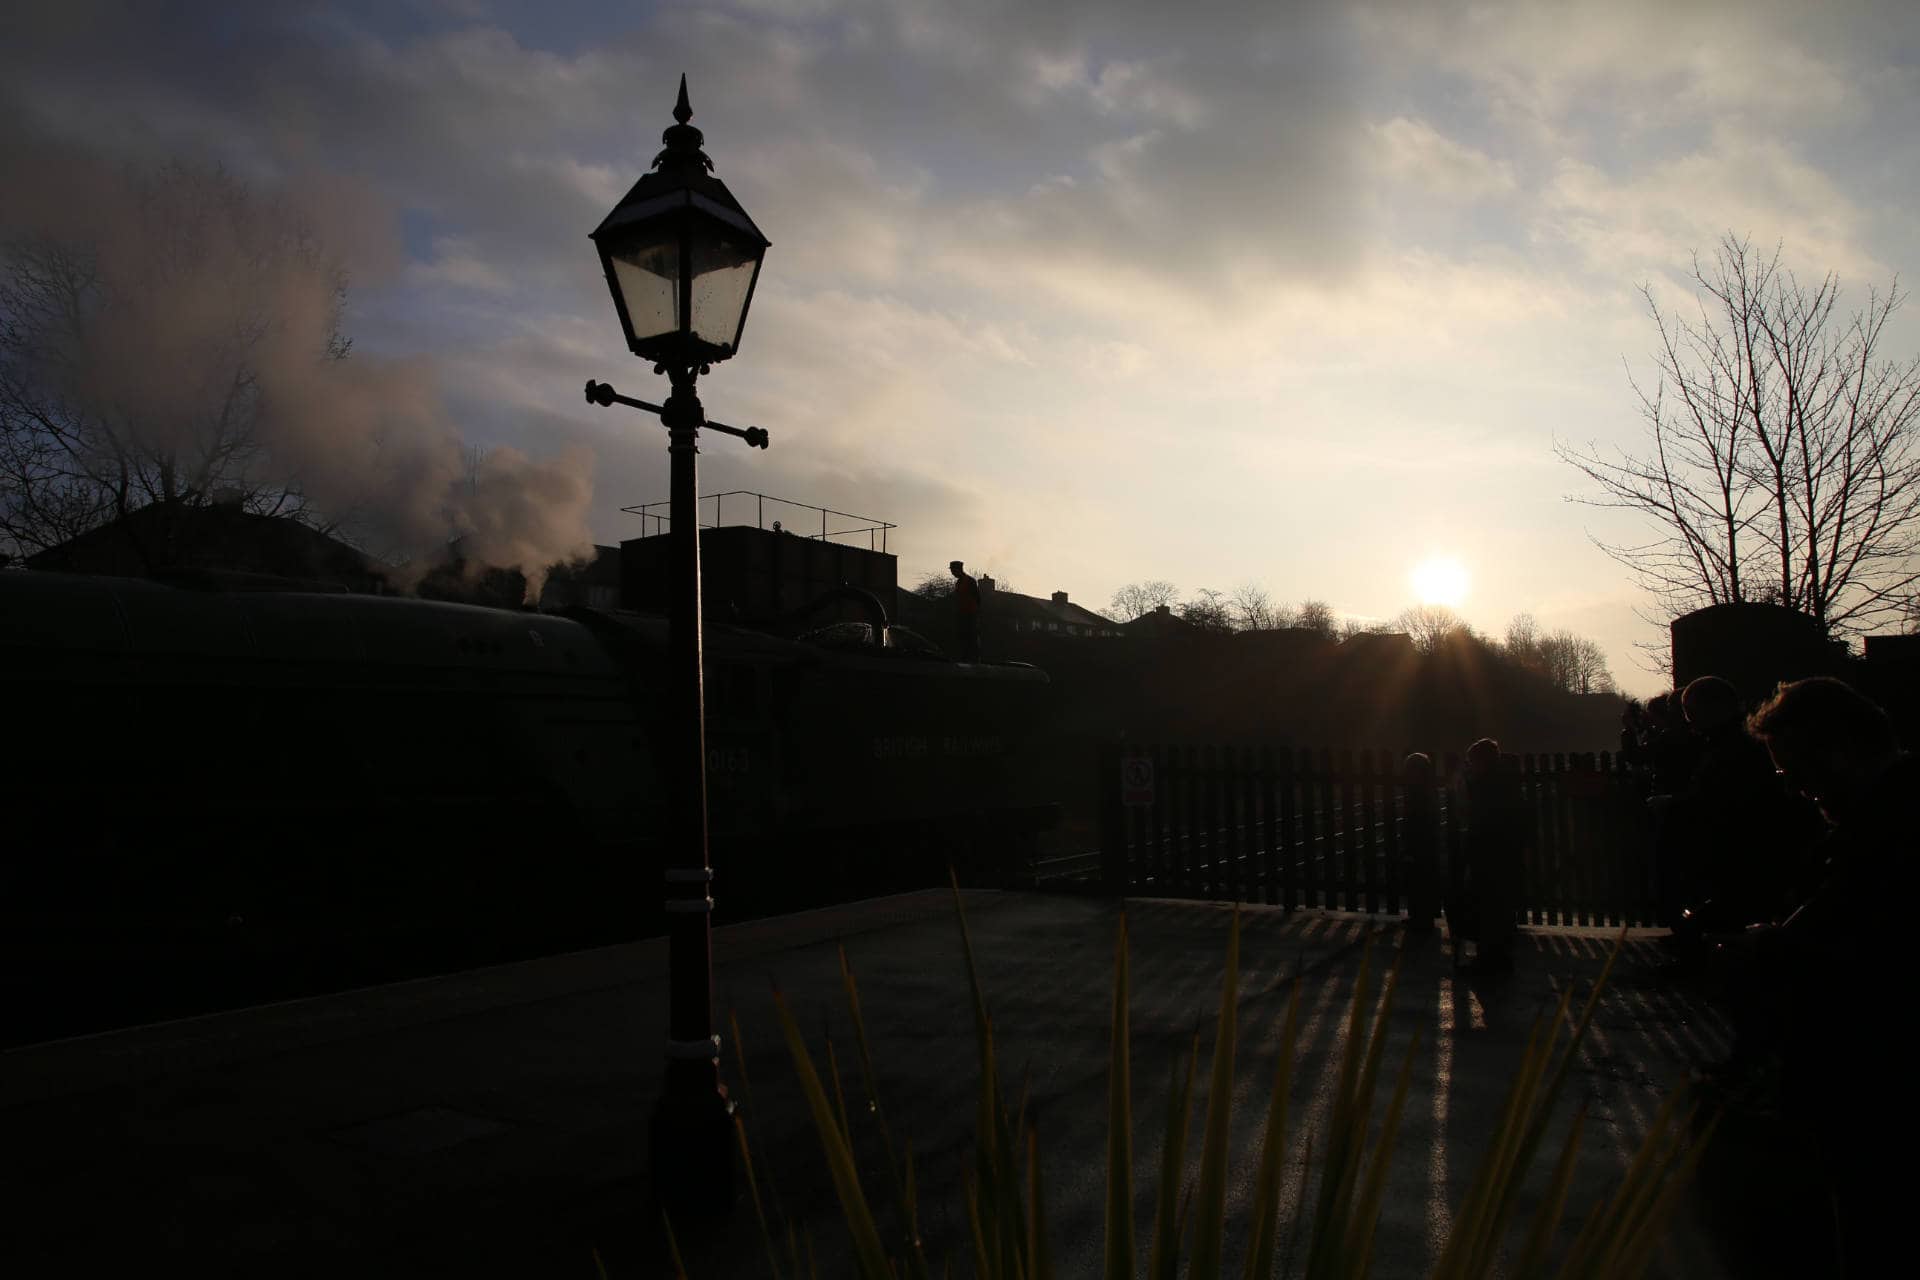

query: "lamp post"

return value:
[585, 74, 770, 1211]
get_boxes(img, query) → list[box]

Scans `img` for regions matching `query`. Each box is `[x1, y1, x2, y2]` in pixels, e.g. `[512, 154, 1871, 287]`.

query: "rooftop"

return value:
[620, 490, 896, 553]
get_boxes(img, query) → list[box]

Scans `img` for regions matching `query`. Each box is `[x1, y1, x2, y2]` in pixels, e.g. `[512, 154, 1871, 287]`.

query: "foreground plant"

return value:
[698, 885, 1705, 1279]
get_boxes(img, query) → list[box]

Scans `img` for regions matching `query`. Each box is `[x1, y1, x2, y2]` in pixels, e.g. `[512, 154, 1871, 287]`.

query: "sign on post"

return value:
[1122, 755, 1155, 808]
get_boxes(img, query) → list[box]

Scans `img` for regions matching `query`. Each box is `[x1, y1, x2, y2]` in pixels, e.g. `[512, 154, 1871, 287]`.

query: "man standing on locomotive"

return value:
[951, 560, 982, 661]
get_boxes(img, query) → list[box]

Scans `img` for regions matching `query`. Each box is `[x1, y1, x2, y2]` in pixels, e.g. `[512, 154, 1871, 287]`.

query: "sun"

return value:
[1410, 556, 1470, 608]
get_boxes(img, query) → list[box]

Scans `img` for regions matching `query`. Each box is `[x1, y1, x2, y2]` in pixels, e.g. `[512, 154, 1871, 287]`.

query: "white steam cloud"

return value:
[0, 135, 595, 597]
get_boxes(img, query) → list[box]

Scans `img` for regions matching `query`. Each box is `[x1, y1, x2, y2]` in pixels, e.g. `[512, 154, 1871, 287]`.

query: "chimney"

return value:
[980, 575, 995, 592]
[1051, 590, 1068, 605]
[1154, 604, 1171, 616]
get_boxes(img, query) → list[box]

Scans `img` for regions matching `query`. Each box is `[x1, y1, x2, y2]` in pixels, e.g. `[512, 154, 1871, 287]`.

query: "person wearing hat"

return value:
[950, 560, 981, 661]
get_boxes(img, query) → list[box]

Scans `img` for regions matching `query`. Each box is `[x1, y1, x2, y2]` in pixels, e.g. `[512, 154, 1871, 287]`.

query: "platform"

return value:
[1, 890, 1738, 1277]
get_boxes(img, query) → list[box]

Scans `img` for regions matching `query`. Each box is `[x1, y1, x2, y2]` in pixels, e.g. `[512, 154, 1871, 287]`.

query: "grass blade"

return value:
[772, 987, 894, 1280]
[1147, 1033, 1199, 1280]
[1028, 1123, 1054, 1280]
[664, 1212, 690, 1280]
[1348, 1031, 1420, 1280]
[1608, 1111, 1715, 1280]
[1511, 1102, 1587, 1280]
[839, 944, 930, 1280]
[965, 1175, 991, 1279]
[1189, 909, 1242, 1280]
[827, 1035, 853, 1146]
[1105, 912, 1135, 1280]
[734, 1112, 785, 1280]
[1243, 979, 1301, 1280]
[1305, 939, 1375, 1280]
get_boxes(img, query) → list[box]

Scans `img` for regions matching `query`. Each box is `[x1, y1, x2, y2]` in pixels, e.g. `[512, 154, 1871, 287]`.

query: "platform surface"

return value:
[1, 890, 1741, 1277]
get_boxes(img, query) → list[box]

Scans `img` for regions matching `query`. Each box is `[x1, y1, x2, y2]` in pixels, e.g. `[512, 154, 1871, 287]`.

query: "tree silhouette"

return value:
[1229, 582, 1281, 630]
[0, 163, 350, 564]
[1499, 613, 1615, 694]
[1295, 598, 1337, 640]
[1394, 603, 1468, 654]
[1180, 587, 1235, 634]
[1559, 233, 1920, 637]
[1109, 579, 1180, 620]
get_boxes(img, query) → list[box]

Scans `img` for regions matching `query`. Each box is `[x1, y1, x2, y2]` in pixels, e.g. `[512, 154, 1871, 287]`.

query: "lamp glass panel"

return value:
[610, 240, 681, 340]
[689, 229, 760, 349]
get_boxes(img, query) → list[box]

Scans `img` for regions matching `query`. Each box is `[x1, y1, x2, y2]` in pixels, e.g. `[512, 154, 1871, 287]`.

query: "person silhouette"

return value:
[950, 560, 981, 661]
[1668, 676, 1814, 946]
[1734, 677, 1915, 1276]
[1456, 738, 1525, 974]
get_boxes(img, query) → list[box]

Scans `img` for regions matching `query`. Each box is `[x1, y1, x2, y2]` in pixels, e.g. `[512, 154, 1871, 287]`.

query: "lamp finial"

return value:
[654, 74, 711, 174]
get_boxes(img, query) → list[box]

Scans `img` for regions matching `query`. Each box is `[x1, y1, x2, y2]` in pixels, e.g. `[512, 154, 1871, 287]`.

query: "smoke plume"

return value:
[0, 134, 595, 597]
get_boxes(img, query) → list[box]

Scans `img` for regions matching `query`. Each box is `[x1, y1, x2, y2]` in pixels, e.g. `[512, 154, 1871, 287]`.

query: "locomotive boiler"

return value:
[0, 566, 1056, 1044]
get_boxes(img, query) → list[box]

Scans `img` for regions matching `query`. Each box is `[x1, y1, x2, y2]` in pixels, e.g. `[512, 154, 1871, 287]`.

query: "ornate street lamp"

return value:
[590, 76, 769, 371]
[584, 74, 769, 1211]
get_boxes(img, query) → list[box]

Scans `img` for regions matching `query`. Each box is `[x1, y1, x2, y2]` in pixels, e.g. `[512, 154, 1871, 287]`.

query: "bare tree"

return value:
[1525, 629, 1614, 694]
[1295, 598, 1337, 640]
[1497, 612, 1616, 692]
[1393, 603, 1467, 654]
[1558, 234, 1920, 638]
[1504, 612, 1541, 659]
[1109, 579, 1180, 621]
[1180, 587, 1235, 634]
[0, 163, 349, 565]
[912, 570, 953, 599]
[1229, 581, 1279, 631]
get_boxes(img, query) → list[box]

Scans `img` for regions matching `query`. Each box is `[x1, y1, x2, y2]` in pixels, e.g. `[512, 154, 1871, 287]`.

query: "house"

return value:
[974, 579, 1121, 638]
[1117, 603, 1196, 639]
[25, 499, 389, 593]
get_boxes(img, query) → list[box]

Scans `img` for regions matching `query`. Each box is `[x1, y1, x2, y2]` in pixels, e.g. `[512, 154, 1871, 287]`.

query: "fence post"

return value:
[1521, 754, 1541, 926]
[1443, 752, 1463, 933]
[1383, 750, 1404, 919]
[1402, 752, 1439, 932]
[1338, 749, 1359, 912]
[1279, 747, 1298, 911]
[1532, 755, 1552, 926]
[1596, 751, 1618, 926]
[1239, 746, 1257, 906]
[1098, 742, 1128, 895]
[1359, 749, 1380, 915]
[1552, 753, 1573, 926]
[1182, 745, 1200, 897]
[1205, 740, 1221, 901]
[1573, 753, 1596, 926]
[1150, 743, 1168, 892]
[1316, 749, 1336, 911]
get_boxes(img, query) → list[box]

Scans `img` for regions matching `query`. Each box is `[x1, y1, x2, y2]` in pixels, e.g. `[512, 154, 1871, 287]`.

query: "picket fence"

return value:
[1095, 745, 1662, 927]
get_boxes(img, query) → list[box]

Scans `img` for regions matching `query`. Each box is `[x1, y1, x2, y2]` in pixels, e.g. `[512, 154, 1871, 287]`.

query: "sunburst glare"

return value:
[1411, 556, 1470, 608]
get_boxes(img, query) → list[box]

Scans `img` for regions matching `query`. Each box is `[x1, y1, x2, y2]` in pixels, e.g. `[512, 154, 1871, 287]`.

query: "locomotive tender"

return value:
[0, 568, 1055, 1044]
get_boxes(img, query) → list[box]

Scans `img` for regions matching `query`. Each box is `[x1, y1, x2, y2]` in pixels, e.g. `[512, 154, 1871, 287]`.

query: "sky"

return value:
[6, 0, 1920, 695]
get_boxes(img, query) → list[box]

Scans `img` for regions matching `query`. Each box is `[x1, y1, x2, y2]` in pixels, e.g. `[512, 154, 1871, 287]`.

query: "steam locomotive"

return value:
[0, 569, 1056, 1043]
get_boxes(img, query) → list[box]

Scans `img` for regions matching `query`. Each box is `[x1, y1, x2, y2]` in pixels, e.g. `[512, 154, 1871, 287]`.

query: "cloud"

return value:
[6, 0, 1918, 685]
[408, 236, 514, 293]
[1368, 116, 1516, 203]
[1541, 126, 1881, 280]
[1358, 0, 1895, 133]
[0, 117, 594, 586]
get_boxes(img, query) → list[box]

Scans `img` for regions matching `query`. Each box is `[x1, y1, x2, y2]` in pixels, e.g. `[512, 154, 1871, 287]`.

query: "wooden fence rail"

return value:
[1096, 744, 1662, 927]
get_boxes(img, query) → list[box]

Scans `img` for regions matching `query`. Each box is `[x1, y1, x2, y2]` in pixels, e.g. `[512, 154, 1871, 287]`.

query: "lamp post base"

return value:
[648, 1078, 735, 1221]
